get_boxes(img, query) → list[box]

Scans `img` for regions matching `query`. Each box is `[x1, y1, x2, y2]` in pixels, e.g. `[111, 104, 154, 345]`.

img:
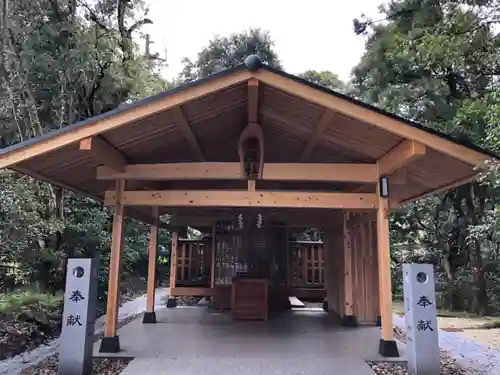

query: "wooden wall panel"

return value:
[323, 224, 344, 316]
[348, 214, 379, 324]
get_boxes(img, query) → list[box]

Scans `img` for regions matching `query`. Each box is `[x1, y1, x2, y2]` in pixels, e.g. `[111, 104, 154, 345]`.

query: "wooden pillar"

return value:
[342, 212, 357, 326]
[166, 230, 178, 307]
[143, 206, 159, 323]
[99, 180, 125, 353]
[376, 180, 399, 357]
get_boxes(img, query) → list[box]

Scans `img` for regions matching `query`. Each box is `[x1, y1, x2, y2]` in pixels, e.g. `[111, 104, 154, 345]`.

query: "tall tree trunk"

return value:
[464, 183, 489, 315]
[442, 252, 462, 310]
[470, 239, 489, 315]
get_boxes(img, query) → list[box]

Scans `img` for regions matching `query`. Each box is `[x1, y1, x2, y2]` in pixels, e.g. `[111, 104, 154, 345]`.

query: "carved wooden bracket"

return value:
[238, 122, 264, 179]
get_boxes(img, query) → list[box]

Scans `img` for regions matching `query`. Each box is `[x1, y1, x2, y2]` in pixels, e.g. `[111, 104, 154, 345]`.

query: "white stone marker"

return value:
[58, 258, 99, 375]
[403, 263, 440, 375]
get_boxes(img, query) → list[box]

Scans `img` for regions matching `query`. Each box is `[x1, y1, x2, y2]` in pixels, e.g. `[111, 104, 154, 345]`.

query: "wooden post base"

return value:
[378, 339, 399, 357]
[341, 315, 358, 327]
[142, 312, 157, 324]
[166, 297, 177, 308]
[99, 336, 121, 353]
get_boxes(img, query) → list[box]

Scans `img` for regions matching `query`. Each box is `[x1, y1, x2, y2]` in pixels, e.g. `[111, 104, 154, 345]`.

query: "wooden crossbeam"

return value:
[377, 139, 426, 176]
[96, 162, 378, 183]
[352, 140, 426, 196]
[300, 109, 336, 161]
[79, 136, 126, 172]
[104, 190, 378, 209]
[172, 106, 205, 161]
[248, 78, 259, 123]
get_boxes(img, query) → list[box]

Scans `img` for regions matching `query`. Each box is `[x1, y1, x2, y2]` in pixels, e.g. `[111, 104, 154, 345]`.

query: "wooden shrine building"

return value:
[0, 55, 495, 358]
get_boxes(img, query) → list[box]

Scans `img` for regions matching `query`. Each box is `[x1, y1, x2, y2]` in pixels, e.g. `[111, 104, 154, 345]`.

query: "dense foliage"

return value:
[352, 0, 500, 315]
[0, 0, 171, 302]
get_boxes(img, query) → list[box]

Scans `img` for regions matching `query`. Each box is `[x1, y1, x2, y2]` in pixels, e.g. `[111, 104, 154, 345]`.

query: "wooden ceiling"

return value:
[0, 62, 493, 226]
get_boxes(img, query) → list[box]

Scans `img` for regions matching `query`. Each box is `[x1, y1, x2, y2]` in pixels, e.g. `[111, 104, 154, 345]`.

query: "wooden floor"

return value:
[94, 306, 405, 375]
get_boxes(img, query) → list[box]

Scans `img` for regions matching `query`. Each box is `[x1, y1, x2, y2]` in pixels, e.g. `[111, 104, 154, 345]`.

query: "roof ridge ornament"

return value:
[244, 54, 262, 72]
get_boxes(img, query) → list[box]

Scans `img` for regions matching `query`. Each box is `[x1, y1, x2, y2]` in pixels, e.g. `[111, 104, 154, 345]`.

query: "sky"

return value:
[141, 0, 384, 83]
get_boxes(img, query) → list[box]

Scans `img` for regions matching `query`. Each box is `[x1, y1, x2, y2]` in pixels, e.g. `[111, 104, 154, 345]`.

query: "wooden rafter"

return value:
[96, 162, 378, 183]
[103, 190, 378, 209]
[79, 136, 126, 172]
[0, 69, 252, 170]
[172, 106, 205, 161]
[300, 109, 336, 161]
[377, 139, 426, 176]
[247, 78, 259, 123]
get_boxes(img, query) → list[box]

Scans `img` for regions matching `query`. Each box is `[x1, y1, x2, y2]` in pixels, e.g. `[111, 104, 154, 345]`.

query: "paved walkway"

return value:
[95, 307, 404, 375]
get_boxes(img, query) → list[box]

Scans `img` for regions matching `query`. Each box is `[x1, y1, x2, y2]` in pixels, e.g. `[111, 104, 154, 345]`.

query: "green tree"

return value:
[177, 28, 282, 83]
[352, 0, 500, 314]
[0, 0, 169, 298]
[298, 70, 345, 92]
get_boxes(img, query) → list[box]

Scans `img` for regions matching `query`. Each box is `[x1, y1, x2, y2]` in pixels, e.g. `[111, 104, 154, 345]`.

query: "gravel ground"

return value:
[392, 314, 500, 375]
[368, 326, 482, 375]
[18, 357, 131, 375]
[160, 295, 203, 306]
[393, 301, 500, 350]
[16, 313, 140, 375]
[1, 288, 170, 375]
[301, 300, 324, 309]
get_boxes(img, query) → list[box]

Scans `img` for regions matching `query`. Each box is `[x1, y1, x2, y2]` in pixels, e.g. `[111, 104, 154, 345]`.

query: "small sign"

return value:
[58, 259, 99, 375]
[403, 264, 440, 375]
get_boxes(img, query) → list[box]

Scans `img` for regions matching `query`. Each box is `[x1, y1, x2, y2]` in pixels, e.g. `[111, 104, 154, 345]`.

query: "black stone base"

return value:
[142, 311, 157, 324]
[378, 339, 399, 358]
[322, 300, 328, 312]
[341, 315, 358, 327]
[376, 315, 382, 327]
[166, 297, 177, 308]
[99, 336, 120, 353]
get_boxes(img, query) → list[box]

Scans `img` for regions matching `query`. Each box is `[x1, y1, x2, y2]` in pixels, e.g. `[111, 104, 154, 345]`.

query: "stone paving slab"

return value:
[95, 307, 401, 374]
[288, 296, 305, 308]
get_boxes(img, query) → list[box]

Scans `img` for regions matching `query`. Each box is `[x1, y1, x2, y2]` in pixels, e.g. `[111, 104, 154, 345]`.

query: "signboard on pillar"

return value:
[403, 263, 439, 375]
[58, 258, 99, 375]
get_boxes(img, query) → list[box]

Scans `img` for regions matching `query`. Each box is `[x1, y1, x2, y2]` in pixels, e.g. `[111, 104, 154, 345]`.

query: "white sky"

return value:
[141, 0, 384, 83]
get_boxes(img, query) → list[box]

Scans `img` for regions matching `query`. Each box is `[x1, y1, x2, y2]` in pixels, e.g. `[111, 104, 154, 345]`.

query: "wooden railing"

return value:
[175, 239, 211, 287]
[289, 241, 324, 288]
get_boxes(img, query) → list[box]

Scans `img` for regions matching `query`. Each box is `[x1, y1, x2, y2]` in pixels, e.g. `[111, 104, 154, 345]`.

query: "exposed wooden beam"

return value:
[172, 106, 205, 161]
[248, 78, 259, 123]
[104, 190, 378, 210]
[79, 136, 126, 172]
[300, 109, 336, 161]
[377, 139, 426, 176]
[248, 179, 256, 192]
[98, 162, 241, 180]
[96, 162, 378, 183]
[352, 140, 425, 195]
[0, 69, 253, 170]
[253, 69, 491, 167]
